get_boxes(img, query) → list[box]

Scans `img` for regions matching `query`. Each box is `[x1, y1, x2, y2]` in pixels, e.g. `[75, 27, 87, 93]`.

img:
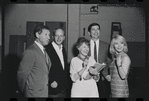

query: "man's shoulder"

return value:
[45, 42, 54, 50]
[24, 43, 33, 51]
[26, 43, 37, 51]
[22, 45, 34, 55]
[100, 40, 109, 46]
[45, 42, 52, 47]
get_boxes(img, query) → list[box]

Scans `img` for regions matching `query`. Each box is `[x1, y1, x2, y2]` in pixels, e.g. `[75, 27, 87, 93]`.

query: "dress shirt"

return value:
[90, 39, 99, 62]
[52, 41, 64, 69]
[34, 41, 45, 54]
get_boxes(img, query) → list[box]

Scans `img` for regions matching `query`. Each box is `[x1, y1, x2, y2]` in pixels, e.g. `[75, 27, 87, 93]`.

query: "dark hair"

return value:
[33, 24, 50, 38]
[88, 23, 100, 32]
[53, 28, 65, 36]
[76, 37, 90, 48]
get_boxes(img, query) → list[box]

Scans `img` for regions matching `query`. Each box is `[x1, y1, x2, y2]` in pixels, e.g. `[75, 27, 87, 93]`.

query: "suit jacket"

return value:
[45, 42, 69, 95]
[89, 40, 111, 79]
[17, 42, 51, 97]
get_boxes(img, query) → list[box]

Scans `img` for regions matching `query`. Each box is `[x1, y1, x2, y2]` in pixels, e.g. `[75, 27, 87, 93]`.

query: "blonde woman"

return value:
[106, 35, 131, 98]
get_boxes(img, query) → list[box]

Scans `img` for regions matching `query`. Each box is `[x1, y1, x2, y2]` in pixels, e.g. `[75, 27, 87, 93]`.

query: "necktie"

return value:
[94, 41, 97, 62]
[43, 49, 49, 64]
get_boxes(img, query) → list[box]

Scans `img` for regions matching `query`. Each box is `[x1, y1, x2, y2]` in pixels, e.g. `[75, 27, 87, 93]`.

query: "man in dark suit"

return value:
[88, 23, 112, 98]
[17, 25, 51, 97]
[45, 28, 69, 98]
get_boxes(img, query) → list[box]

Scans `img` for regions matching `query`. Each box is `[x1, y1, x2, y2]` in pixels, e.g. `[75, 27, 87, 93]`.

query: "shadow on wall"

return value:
[1, 53, 21, 98]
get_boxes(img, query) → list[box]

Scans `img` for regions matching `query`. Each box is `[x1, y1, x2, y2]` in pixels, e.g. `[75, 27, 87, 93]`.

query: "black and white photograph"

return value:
[0, 7, 1, 94]
[0, 2, 148, 99]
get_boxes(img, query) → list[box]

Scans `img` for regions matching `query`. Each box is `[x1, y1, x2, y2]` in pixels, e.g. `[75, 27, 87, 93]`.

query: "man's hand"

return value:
[93, 73, 100, 82]
[51, 81, 58, 88]
[106, 75, 111, 82]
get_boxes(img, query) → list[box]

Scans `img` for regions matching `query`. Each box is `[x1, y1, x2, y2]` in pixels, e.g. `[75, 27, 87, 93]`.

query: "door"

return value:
[9, 35, 26, 57]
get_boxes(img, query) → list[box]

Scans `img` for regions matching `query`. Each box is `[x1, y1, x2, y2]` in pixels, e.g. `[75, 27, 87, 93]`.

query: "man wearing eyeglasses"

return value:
[45, 28, 70, 98]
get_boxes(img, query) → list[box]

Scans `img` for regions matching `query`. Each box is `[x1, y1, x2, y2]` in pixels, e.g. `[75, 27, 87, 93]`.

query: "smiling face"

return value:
[78, 43, 89, 57]
[89, 25, 100, 40]
[36, 29, 50, 46]
[113, 39, 124, 53]
[53, 29, 65, 46]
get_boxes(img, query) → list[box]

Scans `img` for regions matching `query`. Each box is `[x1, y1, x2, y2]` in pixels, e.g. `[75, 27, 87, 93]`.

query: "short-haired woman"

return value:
[70, 37, 99, 97]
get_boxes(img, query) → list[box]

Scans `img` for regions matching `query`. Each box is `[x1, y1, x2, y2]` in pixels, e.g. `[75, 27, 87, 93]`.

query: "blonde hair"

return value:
[110, 35, 128, 55]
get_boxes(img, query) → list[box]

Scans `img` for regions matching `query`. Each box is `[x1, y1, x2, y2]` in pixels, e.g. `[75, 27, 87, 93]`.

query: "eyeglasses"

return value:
[55, 35, 64, 38]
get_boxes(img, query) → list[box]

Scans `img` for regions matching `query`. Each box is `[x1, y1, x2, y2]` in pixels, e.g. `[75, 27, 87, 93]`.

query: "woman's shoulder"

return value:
[122, 53, 131, 62]
[122, 53, 128, 58]
[71, 57, 79, 62]
[88, 56, 96, 63]
[88, 56, 94, 60]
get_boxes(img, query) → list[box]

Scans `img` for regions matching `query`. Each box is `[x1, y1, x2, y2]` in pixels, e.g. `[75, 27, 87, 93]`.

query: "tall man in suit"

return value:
[45, 28, 69, 98]
[17, 25, 51, 97]
[88, 23, 111, 98]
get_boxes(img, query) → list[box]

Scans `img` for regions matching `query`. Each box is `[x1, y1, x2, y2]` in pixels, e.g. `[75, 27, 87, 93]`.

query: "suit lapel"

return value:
[33, 43, 51, 71]
[51, 43, 65, 70]
[62, 47, 67, 70]
[88, 49, 91, 56]
[98, 40, 103, 63]
[45, 51, 51, 71]
[89, 41, 91, 56]
[33, 43, 45, 60]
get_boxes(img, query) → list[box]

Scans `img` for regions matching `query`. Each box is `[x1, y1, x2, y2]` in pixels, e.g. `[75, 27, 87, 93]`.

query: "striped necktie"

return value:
[94, 41, 97, 62]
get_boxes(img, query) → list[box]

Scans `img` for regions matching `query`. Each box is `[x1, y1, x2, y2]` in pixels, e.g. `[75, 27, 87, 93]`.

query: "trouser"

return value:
[97, 77, 111, 98]
[49, 90, 66, 98]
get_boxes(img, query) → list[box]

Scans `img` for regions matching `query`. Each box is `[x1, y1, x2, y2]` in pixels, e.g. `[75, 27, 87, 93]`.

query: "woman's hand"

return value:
[88, 66, 99, 75]
[116, 55, 122, 67]
[51, 81, 58, 88]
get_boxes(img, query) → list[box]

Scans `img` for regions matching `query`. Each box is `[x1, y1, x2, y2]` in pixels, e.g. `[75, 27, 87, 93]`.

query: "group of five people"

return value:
[17, 23, 131, 98]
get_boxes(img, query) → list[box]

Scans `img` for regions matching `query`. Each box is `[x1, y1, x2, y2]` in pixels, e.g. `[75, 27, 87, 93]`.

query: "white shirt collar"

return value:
[90, 39, 99, 44]
[34, 41, 45, 54]
[90, 39, 99, 62]
[52, 41, 63, 50]
[52, 41, 64, 69]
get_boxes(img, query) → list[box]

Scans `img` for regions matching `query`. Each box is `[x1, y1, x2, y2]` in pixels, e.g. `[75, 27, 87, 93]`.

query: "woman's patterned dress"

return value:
[110, 58, 129, 98]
